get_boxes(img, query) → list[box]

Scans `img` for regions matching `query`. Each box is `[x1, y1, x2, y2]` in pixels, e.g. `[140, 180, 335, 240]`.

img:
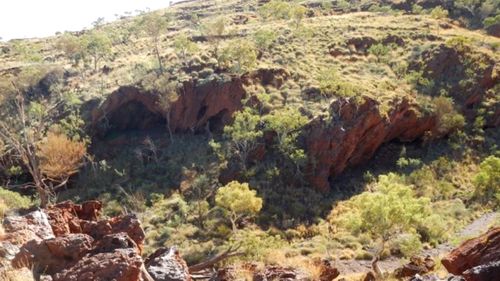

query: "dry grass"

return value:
[0, 268, 35, 281]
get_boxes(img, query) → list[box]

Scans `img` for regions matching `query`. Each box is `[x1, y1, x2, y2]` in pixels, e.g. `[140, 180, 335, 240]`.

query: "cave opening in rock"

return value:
[207, 109, 229, 133]
[103, 100, 166, 137]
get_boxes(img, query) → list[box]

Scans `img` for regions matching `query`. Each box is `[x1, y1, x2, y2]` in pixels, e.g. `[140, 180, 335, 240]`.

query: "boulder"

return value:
[442, 227, 500, 276]
[3, 210, 55, 242]
[53, 249, 145, 281]
[45, 233, 94, 260]
[145, 247, 191, 281]
[462, 261, 500, 281]
[395, 255, 435, 278]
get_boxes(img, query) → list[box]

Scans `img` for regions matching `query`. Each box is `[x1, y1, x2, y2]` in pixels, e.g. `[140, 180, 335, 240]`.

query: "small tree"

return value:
[259, 0, 292, 21]
[215, 181, 263, 232]
[223, 107, 263, 169]
[331, 174, 431, 278]
[0, 69, 87, 207]
[0, 96, 86, 207]
[264, 107, 308, 171]
[85, 31, 112, 72]
[290, 4, 307, 29]
[173, 34, 199, 65]
[473, 156, 500, 206]
[138, 12, 170, 73]
[156, 81, 179, 143]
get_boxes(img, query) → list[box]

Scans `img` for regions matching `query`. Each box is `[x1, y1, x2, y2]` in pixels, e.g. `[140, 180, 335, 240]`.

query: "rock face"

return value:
[305, 96, 435, 191]
[91, 74, 245, 136]
[1, 201, 191, 281]
[442, 227, 500, 281]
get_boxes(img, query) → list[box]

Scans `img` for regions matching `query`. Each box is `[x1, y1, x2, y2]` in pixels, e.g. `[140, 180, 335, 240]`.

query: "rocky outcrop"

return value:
[212, 260, 339, 281]
[305, 96, 435, 191]
[395, 255, 436, 278]
[53, 249, 146, 281]
[145, 247, 192, 281]
[91, 74, 246, 136]
[1, 201, 191, 281]
[442, 227, 500, 281]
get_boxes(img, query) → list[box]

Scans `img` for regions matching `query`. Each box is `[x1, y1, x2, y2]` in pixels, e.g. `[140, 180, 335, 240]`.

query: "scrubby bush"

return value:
[37, 132, 87, 183]
[55, 33, 86, 65]
[173, 34, 199, 65]
[474, 156, 500, 206]
[253, 29, 277, 52]
[368, 43, 392, 63]
[432, 96, 466, 137]
[226, 227, 286, 261]
[219, 40, 257, 74]
[317, 68, 361, 98]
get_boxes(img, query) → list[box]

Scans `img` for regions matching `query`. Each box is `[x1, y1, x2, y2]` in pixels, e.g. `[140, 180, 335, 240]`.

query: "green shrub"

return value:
[368, 43, 392, 63]
[0, 188, 33, 217]
[331, 173, 434, 259]
[219, 39, 257, 74]
[474, 156, 500, 206]
[432, 96, 465, 137]
[484, 14, 500, 28]
[393, 232, 423, 257]
[253, 29, 277, 52]
[317, 68, 361, 98]
[226, 228, 286, 261]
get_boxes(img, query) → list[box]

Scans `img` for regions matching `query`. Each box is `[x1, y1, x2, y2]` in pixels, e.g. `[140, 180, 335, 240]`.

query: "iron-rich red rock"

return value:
[395, 255, 435, 278]
[91, 75, 246, 136]
[52, 249, 145, 281]
[305, 97, 435, 191]
[442, 227, 500, 277]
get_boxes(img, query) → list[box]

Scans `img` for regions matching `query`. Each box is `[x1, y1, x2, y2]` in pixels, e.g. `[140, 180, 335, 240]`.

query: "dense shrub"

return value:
[0, 187, 33, 217]
[474, 156, 500, 206]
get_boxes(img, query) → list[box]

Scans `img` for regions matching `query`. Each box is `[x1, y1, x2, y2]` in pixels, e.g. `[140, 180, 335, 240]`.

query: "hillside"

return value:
[0, 0, 499, 280]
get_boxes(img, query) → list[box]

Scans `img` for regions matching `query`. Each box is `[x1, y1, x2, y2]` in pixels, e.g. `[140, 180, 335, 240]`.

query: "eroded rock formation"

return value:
[91, 74, 246, 136]
[305, 96, 435, 191]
